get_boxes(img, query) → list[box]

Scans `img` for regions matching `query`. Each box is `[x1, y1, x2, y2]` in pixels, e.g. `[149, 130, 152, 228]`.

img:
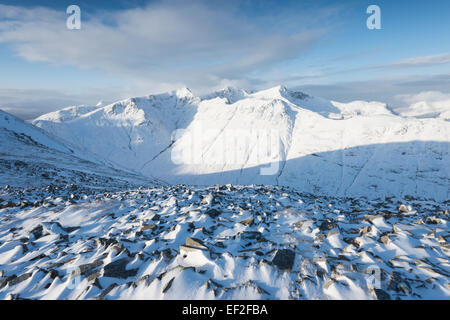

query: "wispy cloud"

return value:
[0, 1, 335, 93]
[0, 87, 125, 120]
[387, 53, 450, 68]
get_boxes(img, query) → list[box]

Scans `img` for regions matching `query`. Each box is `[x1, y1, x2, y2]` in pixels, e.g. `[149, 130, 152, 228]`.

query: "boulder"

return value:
[141, 223, 157, 231]
[239, 218, 254, 226]
[205, 209, 221, 218]
[103, 258, 138, 279]
[374, 288, 391, 300]
[272, 249, 296, 271]
[71, 260, 103, 278]
[8, 273, 32, 286]
[319, 219, 338, 231]
[162, 277, 175, 293]
[185, 237, 208, 250]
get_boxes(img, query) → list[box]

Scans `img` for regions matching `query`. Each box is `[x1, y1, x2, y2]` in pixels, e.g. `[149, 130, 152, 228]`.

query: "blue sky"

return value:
[0, 0, 449, 118]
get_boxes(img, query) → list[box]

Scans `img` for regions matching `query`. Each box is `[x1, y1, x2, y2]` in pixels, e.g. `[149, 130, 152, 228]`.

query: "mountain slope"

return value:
[0, 109, 156, 189]
[33, 86, 450, 200]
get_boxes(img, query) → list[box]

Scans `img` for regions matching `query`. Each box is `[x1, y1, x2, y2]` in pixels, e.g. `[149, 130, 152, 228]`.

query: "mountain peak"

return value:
[200, 86, 249, 104]
[249, 85, 289, 100]
[175, 87, 194, 99]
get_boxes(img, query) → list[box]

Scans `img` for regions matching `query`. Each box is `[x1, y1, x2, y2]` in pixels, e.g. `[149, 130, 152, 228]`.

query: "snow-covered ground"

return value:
[0, 185, 448, 300]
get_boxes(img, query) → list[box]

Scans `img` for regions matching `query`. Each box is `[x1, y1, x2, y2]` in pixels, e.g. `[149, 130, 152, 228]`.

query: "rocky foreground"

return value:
[0, 184, 449, 300]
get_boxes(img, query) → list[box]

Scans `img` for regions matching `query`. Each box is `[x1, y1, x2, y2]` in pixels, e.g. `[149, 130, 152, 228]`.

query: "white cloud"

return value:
[395, 91, 450, 119]
[388, 53, 450, 68]
[0, 2, 330, 93]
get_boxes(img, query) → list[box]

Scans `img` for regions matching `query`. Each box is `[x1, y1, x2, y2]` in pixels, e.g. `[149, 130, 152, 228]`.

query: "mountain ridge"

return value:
[24, 85, 450, 201]
[0, 109, 158, 189]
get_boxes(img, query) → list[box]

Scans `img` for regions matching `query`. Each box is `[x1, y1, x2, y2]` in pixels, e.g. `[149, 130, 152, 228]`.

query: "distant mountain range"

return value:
[1, 85, 448, 200]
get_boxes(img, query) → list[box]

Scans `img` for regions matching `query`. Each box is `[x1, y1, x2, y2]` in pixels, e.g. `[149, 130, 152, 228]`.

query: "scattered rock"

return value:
[8, 273, 32, 286]
[134, 274, 154, 287]
[103, 258, 138, 279]
[293, 221, 303, 229]
[162, 248, 175, 262]
[99, 283, 118, 298]
[0, 202, 16, 209]
[426, 216, 442, 225]
[319, 219, 338, 231]
[241, 280, 270, 295]
[352, 239, 361, 248]
[205, 209, 221, 218]
[239, 218, 254, 226]
[141, 223, 157, 231]
[96, 238, 119, 247]
[0, 275, 17, 289]
[373, 288, 391, 300]
[379, 234, 390, 245]
[272, 249, 295, 271]
[315, 233, 325, 241]
[71, 260, 103, 278]
[30, 225, 44, 239]
[86, 269, 103, 282]
[162, 277, 175, 293]
[240, 231, 262, 240]
[20, 201, 30, 208]
[388, 271, 409, 293]
[180, 245, 207, 254]
[48, 269, 59, 279]
[185, 237, 208, 250]
[323, 279, 335, 290]
[359, 226, 372, 235]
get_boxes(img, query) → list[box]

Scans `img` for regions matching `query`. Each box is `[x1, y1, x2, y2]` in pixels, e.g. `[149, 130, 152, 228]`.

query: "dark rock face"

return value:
[31, 225, 44, 239]
[141, 223, 157, 231]
[0, 275, 17, 289]
[99, 283, 118, 298]
[103, 258, 138, 279]
[272, 249, 295, 271]
[239, 218, 254, 226]
[205, 209, 221, 218]
[96, 238, 119, 247]
[240, 231, 262, 241]
[374, 288, 391, 300]
[8, 273, 32, 286]
[1, 202, 16, 209]
[319, 219, 338, 231]
[72, 260, 103, 277]
[185, 237, 208, 249]
[162, 277, 175, 293]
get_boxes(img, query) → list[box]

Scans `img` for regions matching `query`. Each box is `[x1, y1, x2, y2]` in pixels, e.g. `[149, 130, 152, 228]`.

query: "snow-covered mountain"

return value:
[0, 109, 156, 189]
[1, 94, 449, 301]
[32, 86, 450, 201]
